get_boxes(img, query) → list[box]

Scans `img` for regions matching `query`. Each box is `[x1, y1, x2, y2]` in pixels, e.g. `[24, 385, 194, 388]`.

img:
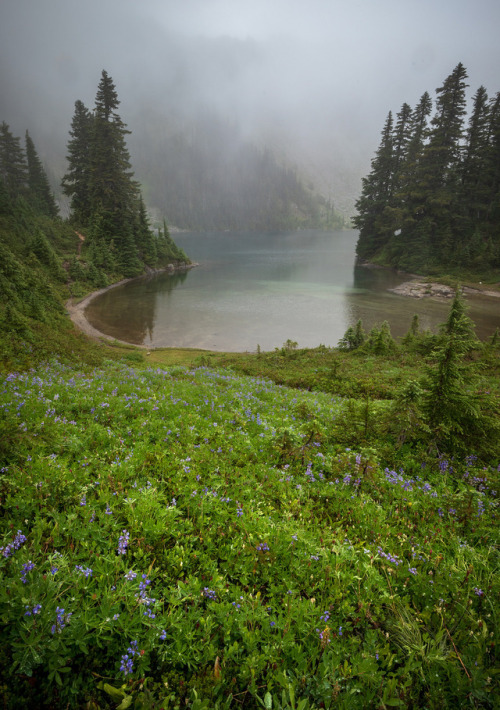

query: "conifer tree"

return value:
[408, 63, 469, 260]
[62, 100, 93, 224]
[423, 289, 479, 449]
[353, 112, 394, 260]
[0, 122, 28, 198]
[133, 196, 157, 265]
[25, 131, 59, 217]
[90, 71, 139, 237]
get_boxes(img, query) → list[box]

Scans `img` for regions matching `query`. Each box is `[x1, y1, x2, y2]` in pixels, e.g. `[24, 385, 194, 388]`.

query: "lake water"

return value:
[85, 229, 499, 351]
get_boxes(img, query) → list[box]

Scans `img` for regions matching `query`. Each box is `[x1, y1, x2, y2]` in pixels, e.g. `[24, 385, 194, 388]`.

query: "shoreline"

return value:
[358, 262, 500, 300]
[388, 279, 500, 300]
[65, 263, 197, 349]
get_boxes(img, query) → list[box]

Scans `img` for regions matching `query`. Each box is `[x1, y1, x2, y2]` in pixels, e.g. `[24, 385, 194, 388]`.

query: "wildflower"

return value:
[473, 587, 484, 597]
[75, 565, 93, 578]
[320, 610, 330, 623]
[236, 504, 243, 517]
[105, 504, 112, 515]
[256, 542, 269, 552]
[316, 626, 331, 647]
[1, 530, 27, 559]
[408, 567, 417, 575]
[120, 654, 134, 676]
[124, 570, 137, 581]
[51, 606, 72, 634]
[113, 613, 120, 620]
[24, 604, 42, 616]
[203, 587, 217, 601]
[21, 561, 35, 583]
[160, 629, 167, 640]
[117, 529, 130, 555]
[50, 566, 58, 575]
[80, 494, 86, 506]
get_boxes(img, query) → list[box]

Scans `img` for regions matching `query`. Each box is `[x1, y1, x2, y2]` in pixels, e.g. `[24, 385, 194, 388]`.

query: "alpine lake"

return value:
[85, 229, 500, 351]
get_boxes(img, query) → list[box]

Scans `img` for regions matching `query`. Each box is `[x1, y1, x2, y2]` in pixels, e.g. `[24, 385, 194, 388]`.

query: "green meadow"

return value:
[0, 316, 499, 708]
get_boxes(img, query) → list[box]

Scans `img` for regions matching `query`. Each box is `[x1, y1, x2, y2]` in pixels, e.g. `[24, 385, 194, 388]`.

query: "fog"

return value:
[1, 0, 499, 216]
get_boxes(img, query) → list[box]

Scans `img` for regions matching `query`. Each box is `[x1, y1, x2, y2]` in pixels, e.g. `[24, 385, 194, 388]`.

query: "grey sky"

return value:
[1, 0, 499, 208]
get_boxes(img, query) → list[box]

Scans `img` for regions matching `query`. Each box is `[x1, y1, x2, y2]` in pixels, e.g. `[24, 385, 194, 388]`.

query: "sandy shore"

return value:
[65, 278, 150, 347]
[65, 264, 197, 348]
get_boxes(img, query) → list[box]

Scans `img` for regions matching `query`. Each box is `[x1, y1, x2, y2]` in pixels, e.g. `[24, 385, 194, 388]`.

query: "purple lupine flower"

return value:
[473, 587, 484, 596]
[120, 654, 134, 676]
[203, 587, 217, 600]
[256, 542, 269, 552]
[117, 530, 130, 555]
[21, 561, 35, 583]
[124, 570, 137, 581]
[160, 629, 167, 640]
[51, 606, 72, 634]
[75, 565, 93, 578]
[1, 530, 27, 559]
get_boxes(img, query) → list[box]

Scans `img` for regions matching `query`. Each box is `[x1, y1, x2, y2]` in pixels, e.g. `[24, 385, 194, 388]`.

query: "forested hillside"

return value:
[354, 63, 500, 277]
[61, 71, 189, 277]
[130, 109, 343, 232]
[0, 71, 188, 368]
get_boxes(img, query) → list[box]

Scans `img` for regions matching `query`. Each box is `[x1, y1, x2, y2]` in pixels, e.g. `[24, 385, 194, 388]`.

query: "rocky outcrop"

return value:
[389, 280, 500, 299]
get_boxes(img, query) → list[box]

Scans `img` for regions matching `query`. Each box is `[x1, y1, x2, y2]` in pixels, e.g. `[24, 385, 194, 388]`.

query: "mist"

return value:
[1, 0, 499, 218]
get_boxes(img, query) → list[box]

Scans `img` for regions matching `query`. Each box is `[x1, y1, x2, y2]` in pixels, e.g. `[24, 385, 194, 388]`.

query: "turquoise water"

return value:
[85, 230, 499, 350]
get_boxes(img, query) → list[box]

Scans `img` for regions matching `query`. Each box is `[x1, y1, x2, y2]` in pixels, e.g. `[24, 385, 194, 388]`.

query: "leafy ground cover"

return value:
[0, 359, 498, 708]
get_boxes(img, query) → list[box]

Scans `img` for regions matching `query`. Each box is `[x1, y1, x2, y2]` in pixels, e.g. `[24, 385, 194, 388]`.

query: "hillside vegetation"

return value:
[0, 339, 498, 708]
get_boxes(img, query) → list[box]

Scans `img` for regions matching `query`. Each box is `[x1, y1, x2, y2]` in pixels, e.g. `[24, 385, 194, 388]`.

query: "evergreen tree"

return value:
[61, 100, 93, 223]
[409, 63, 469, 261]
[423, 289, 480, 450]
[353, 112, 394, 260]
[89, 71, 139, 240]
[0, 122, 28, 198]
[133, 196, 157, 265]
[482, 92, 500, 265]
[25, 131, 59, 217]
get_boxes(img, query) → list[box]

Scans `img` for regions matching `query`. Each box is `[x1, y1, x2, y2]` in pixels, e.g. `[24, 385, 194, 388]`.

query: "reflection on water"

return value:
[85, 230, 499, 351]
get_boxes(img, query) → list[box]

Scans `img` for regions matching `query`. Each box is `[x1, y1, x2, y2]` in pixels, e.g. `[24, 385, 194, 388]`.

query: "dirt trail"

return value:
[75, 231, 85, 256]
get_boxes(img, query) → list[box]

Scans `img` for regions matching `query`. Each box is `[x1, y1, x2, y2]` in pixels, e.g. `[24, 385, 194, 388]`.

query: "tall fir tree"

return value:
[61, 100, 93, 223]
[89, 71, 141, 275]
[410, 63, 469, 260]
[353, 112, 394, 260]
[25, 131, 59, 218]
[0, 122, 28, 198]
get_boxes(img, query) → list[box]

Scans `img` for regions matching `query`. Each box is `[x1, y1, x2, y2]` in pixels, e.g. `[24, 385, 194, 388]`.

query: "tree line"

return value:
[354, 63, 500, 276]
[0, 70, 187, 282]
[62, 70, 187, 276]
